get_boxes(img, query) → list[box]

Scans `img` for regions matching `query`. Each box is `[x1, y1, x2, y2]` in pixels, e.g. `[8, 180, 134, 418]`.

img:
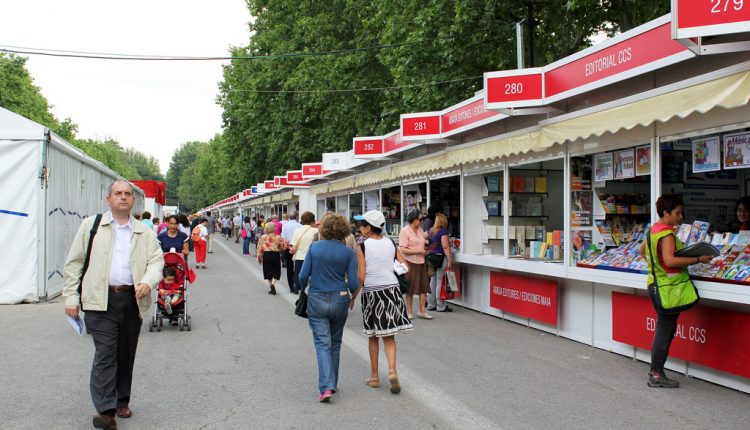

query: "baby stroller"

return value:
[150, 252, 196, 332]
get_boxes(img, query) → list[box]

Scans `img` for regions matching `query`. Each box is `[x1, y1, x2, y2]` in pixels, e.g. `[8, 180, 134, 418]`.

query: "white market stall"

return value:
[0, 107, 144, 304]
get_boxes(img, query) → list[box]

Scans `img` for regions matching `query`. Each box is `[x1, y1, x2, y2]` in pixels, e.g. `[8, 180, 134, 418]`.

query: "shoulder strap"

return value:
[78, 214, 102, 307]
[390, 238, 398, 260]
[646, 228, 658, 287]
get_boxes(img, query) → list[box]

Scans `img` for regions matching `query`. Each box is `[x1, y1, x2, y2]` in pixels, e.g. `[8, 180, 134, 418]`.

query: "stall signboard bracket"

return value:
[497, 106, 563, 116]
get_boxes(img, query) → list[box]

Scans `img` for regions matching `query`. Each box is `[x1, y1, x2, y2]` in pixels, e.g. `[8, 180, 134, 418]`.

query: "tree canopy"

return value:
[213, 0, 669, 198]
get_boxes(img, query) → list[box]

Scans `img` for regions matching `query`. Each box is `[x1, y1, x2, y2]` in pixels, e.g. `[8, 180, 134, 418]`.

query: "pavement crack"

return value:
[197, 382, 244, 429]
[215, 318, 224, 334]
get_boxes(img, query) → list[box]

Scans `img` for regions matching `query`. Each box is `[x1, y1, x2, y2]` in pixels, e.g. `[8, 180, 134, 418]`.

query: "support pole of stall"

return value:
[516, 22, 524, 69]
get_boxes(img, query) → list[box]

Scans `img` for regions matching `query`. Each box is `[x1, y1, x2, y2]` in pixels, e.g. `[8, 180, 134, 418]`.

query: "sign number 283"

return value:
[711, 0, 744, 13]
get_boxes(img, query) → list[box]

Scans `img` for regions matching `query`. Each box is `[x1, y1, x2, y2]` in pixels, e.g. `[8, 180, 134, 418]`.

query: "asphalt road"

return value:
[1, 235, 748, 429]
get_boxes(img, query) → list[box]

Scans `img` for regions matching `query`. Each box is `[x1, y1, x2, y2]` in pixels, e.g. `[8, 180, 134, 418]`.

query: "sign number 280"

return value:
[711, 0, 744, 13]
[504, 83, 523, 95]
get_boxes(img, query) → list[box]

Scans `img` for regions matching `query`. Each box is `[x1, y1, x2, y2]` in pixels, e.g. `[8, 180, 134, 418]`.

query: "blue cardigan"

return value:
[299, 240, 358, 293]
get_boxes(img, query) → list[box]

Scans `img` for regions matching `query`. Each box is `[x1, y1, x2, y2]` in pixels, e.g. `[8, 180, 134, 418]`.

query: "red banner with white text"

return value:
[489, 272, 558, 325]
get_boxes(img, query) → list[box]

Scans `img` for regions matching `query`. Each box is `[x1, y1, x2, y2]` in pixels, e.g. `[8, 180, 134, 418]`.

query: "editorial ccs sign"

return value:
[673, 0, 750, 38]
[489, 272, 558, 325]
[612, 292, 750, 379]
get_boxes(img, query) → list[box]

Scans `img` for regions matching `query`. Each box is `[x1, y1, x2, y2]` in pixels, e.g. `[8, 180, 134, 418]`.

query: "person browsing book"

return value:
[637, 195, 713, 389]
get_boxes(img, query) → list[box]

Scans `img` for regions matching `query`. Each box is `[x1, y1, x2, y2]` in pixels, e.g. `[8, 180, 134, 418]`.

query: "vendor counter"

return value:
[452, 253, 750, 393]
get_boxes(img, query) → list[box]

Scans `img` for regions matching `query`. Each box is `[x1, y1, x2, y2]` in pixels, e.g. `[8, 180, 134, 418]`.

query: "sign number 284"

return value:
[711, 0, 744, 13]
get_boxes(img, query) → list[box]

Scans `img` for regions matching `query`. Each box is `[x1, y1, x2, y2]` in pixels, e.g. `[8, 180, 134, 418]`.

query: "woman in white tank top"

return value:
[351, 210, 413, 394]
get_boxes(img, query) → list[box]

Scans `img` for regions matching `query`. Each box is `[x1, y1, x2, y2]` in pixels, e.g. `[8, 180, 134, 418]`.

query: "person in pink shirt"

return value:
[398, 211, 432, 319]
[271, 217, 283, 236]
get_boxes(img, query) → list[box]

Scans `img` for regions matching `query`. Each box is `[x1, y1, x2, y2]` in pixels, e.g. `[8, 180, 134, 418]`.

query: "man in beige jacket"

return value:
[63, 180, 163, 430]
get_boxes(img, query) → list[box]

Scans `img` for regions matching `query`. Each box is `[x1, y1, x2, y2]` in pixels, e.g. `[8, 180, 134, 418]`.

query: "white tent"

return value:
[0, 107, 144, 304]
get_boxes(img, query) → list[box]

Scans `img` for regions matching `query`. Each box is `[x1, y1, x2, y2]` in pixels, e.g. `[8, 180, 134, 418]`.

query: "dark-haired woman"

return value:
[299, 213, 358, 402]
[353, 210, 412, 394]
[157, 215, 189, 261]
[734, 196, 750, 232]
[638, 194, 713, 388]
[399, 211, 431, 319]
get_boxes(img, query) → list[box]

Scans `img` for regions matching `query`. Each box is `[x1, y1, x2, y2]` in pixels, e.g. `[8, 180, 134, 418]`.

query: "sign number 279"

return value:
[711, 0, 744, 13]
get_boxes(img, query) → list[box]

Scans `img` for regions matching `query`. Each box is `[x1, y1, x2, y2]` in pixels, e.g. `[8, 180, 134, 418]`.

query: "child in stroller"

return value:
[151, 251, 195, 332]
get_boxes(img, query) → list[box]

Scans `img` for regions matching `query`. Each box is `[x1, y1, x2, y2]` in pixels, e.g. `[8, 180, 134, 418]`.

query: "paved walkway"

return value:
[1, 235, 748, 429]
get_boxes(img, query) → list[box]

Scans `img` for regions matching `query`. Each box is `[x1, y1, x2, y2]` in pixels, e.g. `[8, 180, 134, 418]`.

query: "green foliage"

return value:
[165, 141, 202, 205]
[0, 52, 164, 181]
[175, 135, 239, 212]
[216, 0, 667, 193]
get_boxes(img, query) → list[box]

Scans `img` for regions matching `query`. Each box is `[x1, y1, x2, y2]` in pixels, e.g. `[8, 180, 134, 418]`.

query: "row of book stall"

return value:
[204, 9, 750, 392]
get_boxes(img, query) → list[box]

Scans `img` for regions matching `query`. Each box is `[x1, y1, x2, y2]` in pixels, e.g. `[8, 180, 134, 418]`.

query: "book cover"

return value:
[524, 177, 535, 192]
[710, 232, 723, 246]
[487, 175, 500, 193]
[536, 226, 545, 242]
[486, 224, 497, 239]
[517, 226, 526, 243]
[508, 225, 516, 240]
[496, 225, 504, 239]
[738, 231, 750, 246]
[552, 230, 561, 247]
[534, 177, 547, 193]
[676, 224, 692, 244]
[525, 226, 535, 242]
[512, 176, 525, 192]
[615, 194, 630, 214]
[687, 221, 710, 246]
[486, 200, 499, 216]
[546, 232, 553, 245]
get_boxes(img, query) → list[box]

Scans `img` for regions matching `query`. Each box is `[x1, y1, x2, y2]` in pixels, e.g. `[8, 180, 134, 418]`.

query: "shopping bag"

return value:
[440, 275, 455, 301]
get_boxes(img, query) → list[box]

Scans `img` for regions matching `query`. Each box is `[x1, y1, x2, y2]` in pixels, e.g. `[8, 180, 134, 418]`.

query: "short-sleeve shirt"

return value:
[399, 225, 426, 264]
[429, 228, 450, 256]
[291, 226, 319, 261]
[157, 231, 188, 253]
[205, 216, 215, 233]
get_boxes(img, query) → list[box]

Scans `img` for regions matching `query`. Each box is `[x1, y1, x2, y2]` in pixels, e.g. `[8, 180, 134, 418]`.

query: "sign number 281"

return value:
[711, 0, 744, 13]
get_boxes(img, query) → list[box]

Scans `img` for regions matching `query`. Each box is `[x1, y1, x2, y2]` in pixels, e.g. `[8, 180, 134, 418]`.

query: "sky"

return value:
[0, 0, 252, 174]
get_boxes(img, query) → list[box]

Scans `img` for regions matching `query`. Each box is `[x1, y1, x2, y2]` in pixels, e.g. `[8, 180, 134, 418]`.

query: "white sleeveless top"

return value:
[363, 237, 398, 292]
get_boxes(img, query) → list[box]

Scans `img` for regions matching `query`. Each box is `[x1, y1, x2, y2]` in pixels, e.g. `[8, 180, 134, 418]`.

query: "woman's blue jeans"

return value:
[242, 237, 251, 255]
[307, 290, 350, 393]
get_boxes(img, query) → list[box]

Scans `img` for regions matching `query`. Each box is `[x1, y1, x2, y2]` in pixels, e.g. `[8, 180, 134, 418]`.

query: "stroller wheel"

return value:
[178, 318, 184, 331]
[156, 322, 161, 332]
[187, 316, 192, 331]
[159, 318, 163, 327]
[148, 322, 153, 332]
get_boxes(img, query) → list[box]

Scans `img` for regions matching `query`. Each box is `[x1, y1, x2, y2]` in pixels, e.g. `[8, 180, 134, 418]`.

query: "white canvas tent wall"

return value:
[0, 107, 144, 304]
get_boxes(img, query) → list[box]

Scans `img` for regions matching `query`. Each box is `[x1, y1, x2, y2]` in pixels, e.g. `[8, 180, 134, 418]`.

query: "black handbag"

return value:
[294, 289, 308, 318]
[396, 273, 410, 295]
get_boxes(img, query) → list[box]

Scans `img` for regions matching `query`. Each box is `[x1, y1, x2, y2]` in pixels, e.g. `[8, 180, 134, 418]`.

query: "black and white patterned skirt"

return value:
[361, 286, 413, 337]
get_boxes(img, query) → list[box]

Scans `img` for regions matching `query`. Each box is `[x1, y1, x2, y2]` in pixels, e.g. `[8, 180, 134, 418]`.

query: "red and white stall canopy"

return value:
[485, 15, 695, 109]
[353, 129, 420, 158]
[672, 0, 750, 39]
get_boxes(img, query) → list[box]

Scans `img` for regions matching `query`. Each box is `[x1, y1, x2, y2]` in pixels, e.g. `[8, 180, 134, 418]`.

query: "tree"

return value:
[165, 141, 202, 206]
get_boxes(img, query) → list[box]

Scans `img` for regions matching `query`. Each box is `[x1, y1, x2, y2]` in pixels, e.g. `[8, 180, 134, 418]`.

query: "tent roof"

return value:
[0, 106, 47, 140]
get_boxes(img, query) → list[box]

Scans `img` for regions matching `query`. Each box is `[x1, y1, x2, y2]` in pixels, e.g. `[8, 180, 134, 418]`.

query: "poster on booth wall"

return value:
[593, 153, 613, 182]
[613, 149, 635, 179]
[571, 191, 593, 227]
[570, 155, 592, 191]
[635, 145, 650, 176]
[692, 136, 721, 173]
[724, 131, 750, 169]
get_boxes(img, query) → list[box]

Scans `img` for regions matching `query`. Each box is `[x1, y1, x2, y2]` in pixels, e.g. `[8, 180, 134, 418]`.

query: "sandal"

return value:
[364, 378, 380, 388]
[388, 371, 401, 394]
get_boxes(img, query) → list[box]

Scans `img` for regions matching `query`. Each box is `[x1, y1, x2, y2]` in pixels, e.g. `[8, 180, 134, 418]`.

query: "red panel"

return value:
[264, 180, 276, 190]
[612, 292, 750, 379]
[486, 73, 543, 104]
[489, 272, 558, 325]
[441, 99, 499, 133]
[287, 171, 304, 182]
[402, 115, 440, 137]
[353, 139, 383, 156]
[383, 132, 410, 153]
[302, 164, 323, 176]
[677, 0, 750, 28]
[545, 23, 687, 97]
[131, 180, 166, 205]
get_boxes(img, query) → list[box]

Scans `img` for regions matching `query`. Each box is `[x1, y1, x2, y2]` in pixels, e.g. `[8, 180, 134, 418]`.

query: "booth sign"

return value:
[672, 0, 750, 39]
[489, 272, 558, 325]
[612, 292, 750, 379]
[401, 112, 442, 140]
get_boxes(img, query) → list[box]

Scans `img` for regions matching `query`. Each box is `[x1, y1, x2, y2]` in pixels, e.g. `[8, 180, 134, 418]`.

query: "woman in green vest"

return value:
[638, 195, 713, 388]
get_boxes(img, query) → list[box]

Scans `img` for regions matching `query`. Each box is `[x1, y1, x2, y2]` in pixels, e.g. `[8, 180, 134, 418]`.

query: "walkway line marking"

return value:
[216, 239, 500, 430]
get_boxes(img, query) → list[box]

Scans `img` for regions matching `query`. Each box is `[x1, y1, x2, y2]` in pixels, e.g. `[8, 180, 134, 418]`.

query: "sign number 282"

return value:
[711, 0, 744, 13]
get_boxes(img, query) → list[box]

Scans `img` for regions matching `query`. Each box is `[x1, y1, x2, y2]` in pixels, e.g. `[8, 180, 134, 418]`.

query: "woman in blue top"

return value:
[426, 213, 453, 312]
[299, 213, 358, 403]
[157, 215, 189, 261]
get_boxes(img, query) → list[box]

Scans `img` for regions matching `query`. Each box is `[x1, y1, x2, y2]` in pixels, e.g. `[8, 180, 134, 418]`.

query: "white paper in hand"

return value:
[67, 315, 85, 336]
[393, 261, 409, 275]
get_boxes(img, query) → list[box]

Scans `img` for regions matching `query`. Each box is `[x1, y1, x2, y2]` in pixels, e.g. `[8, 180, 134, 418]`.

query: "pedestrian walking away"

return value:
[426, 213, 454, 313]
[62, 180, 164, 430]
[298, 213, 358, 402]
[281, 212, 302, 290]
[193, 219, 209, 269]
[256, 222, 286, 295]
[638, 194, 712, 389]
[290, 212, 318, 294]
[204, 211, 216, 253]
[242, 216, 253, 256]
[353, 210, 412, 394]
[233, 213, 242, 243]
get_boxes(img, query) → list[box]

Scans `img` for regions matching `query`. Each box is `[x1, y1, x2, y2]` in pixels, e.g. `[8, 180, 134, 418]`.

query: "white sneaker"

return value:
[164, 300, 172, 314]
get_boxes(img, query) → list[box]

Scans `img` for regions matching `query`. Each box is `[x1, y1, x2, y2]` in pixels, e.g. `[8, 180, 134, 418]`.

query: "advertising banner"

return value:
[571, 191, 593, 227]
[612, 292, 750, 378]
[613, 149, 635, 179]
[723, 131, 750, 169]
[594, 152, 613, 182]
[692, 136, 721, 173]
[489, 272, 558, 325]
[635, 145, 651, 176]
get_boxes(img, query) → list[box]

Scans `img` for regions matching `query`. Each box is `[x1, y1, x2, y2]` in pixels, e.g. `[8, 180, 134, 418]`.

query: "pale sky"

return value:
[0, 0, 251, 174]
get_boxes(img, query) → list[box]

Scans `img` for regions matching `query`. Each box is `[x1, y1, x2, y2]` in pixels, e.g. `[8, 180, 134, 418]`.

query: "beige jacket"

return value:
[63, 211, 164, 318]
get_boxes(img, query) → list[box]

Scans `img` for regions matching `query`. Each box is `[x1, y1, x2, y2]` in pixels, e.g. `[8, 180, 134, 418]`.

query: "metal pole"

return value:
[516, 22, 524, 69]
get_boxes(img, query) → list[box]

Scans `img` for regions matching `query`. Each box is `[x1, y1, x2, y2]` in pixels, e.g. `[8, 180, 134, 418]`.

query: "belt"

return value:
[109, 284, 135, 293]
